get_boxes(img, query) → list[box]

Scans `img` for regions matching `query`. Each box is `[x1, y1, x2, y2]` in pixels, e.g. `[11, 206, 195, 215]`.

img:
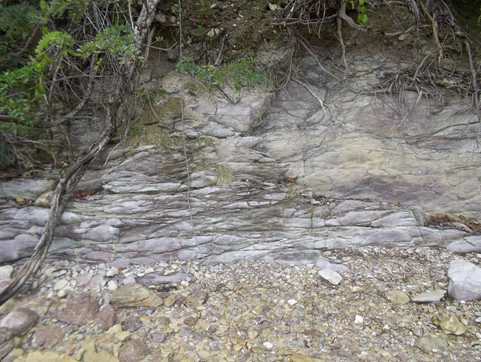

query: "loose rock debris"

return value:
[1, 246, 481, 361]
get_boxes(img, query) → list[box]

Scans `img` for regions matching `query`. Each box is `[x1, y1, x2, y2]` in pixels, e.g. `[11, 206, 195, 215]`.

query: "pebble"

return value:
[0, 265, 13, 281]
[106, 280, 118, 291]
[105, 267, 119, 277]
[318, 269, 342, 285]
[54, 279, 68, 291]
[412, 289, 445, 303]
[354, 315, 364, 324]
[263, 341, 274, 350]
[0, 308, 39, 336]
[385, 290, 410, 305]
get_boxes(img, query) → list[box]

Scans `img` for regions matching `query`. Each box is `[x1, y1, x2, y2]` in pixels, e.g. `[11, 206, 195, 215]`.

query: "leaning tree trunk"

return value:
[0, 0, 163, 305]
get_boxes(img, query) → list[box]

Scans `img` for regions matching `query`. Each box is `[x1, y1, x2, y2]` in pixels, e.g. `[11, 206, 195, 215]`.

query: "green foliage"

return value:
[0, 64, 41, 135]
[35, 31, 75, 62]
[40, 0, 90, 23]
[0, 3, 41, 69]
[357, 0, 368, 26]
[0, 4, 40, 42]
[349, 0, 368, 26]
[176, 57, 268, 92]
[79, 25, 136, 61]
[0, 0, 136, 143]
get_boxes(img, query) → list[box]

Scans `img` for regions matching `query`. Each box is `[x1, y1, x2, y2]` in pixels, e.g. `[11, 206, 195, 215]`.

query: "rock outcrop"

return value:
[1, 54, 480, 265]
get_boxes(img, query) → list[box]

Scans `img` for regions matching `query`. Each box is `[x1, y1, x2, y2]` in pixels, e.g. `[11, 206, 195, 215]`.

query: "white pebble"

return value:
[287, 299, 297, 306]
[106, 280, 118, 291]
[263, 341, 273, 350]
[354, 315, 364, 324]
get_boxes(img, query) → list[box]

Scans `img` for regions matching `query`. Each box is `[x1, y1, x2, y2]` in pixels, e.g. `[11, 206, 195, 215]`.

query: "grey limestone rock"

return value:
[448, 259, 481, 301]
[0, 308, 39, 336]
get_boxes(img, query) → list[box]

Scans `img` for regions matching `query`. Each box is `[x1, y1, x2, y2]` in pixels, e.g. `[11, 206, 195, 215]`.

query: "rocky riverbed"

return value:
[1, 247, 481, 361]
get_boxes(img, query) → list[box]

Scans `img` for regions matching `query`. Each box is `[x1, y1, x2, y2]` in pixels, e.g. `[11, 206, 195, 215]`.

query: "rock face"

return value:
[447, 259, 481, 301]
[1, 53, 480, 265]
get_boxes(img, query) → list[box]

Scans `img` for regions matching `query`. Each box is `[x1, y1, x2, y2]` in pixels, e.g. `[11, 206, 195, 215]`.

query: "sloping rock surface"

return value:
[1, 54, 480, 265]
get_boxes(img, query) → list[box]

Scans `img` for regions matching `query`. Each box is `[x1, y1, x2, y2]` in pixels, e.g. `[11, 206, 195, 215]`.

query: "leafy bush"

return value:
[176, 57, 268, 91]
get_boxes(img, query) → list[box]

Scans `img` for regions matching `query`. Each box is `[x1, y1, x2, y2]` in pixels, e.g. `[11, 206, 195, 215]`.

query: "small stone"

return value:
[318, 269, 342, 285]
[121, 317, 143, 333]
[247, 328, 258, 339]
[385, 290, 410, 305]
[53, 279, 68, 293]
[34, 191, 52, 208]
[32, 325, 65, 349]
[354, 315, 364, 324]
[412, 289, 445, 303]
[136, 271, 193, 287]
[432, 313, 467, 336]
[263, 341, 274, 350]
[183, 316, 198, 327]
[184, 289, 208, 308]
[82, 339, 118, 362]
[163, 294, 177, 307]
[206, 28, 221, 38]
[15, 197, 26, 205]
[118, 338, 148, 362]
[96, 305, 116, 330]
[417, 334, 448, 354]
[54, 293, 98, 326]
[287, 299, 297, 306]
[111, 284, 163, 308]
[0, 265, 13, 281]
[0, 308, 39, 336]
[150, 332, 167, 343]
[123, 276, 136, 285]
[107, 280, 118, 291]
[106, 268, 119, 278]
[57, 290, 68, 298]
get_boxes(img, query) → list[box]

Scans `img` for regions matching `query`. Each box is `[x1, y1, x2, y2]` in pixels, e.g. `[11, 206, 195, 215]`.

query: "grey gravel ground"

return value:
[1, 247, 481, 362]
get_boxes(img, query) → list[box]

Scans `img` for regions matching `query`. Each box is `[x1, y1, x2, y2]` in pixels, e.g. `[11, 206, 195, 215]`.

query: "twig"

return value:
[292, 78, 327, 114]
[296, 34, 339, 81]
[180, 99, 193, 231]
[465, 40, 480, 122]
[178, 0, 183, 59]
[337, 1, 348, 70]
[53, 54, 98, 126]
[419, 0, 442, 63]
[337, 0, 367, 32]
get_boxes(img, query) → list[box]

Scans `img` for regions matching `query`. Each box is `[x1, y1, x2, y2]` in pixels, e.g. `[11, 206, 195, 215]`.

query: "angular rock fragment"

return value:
[32, 325, 65, 349]
[448, 259, 481, 301]
[136, 271, 193, 287]
[0, 308, 39, 336]
[111, 284, 163, 308]
[412, 289, 445, 303]
[417, 334, 448, 354]
[385, 290, 410, 305]
[118, 338, 149, 362]
[432, 313, 467, 336]
[54, 293, 98, 325]
[318, 269, 342, 285]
